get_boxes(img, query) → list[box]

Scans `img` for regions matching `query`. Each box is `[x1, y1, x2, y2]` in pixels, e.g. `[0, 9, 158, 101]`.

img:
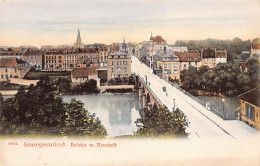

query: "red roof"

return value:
[0, 58, 27, 68]
[71, 67, 97, 78]
[252, 43, 260, 49]
[153, 36, 166, 43]
[175, 50, 201, 62]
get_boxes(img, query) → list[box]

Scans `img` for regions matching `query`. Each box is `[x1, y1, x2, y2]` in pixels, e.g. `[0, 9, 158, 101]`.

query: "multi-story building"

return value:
[0, 58, 30, 82]
[43, 48, 99, 71]
[251, 40, 260, 57]
[201, 48, 227, 69]
[175, 50, 201, 71]
[21, 49, 44, 70]
[107, 51, 131, 80]
[0, 48, 25, 59]
[238, 87, 260, 131]
[156, 52, 180, 81]
[215, 50, 227, 66]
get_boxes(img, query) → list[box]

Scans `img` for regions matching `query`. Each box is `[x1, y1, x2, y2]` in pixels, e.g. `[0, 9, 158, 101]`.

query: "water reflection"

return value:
[62, 94, 142, 137]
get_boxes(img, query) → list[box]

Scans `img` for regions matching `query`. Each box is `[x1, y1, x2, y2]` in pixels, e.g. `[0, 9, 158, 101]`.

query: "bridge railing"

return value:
[137, 74, 164, 106]
[168, 81, 238, 120]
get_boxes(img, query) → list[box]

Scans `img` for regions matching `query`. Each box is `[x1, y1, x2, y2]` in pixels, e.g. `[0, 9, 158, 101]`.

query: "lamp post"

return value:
[222, 98, 225, 119]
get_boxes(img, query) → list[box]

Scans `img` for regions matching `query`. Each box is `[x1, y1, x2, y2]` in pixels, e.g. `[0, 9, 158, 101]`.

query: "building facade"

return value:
[156, 52, 180, 81]
[175, 50, 201, 71]
[0, 58, 30, 82]
[238, 87, 260, 131]
[107, 51, 131, 80]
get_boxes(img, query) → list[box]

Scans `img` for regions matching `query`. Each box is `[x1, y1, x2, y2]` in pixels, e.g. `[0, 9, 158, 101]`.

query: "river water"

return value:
[62, 94, 143, 138]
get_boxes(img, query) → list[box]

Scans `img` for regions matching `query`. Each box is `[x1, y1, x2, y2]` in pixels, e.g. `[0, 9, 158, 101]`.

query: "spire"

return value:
[77, 28, 81, 42]
[150, 31, 153, 41]
[123, 36, 125, 44]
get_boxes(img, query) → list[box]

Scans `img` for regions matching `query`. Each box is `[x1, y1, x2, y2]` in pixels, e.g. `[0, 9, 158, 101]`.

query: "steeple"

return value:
[76, 28, 82, 43]
[75, 28, 84, 49]
[123, 36, 125, 44]
[150, 31, 153, 41]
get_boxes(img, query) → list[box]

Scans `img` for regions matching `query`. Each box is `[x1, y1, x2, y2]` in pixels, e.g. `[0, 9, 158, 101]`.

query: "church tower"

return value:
[150, 32, 153, 41]
[75, 28, 84, 49]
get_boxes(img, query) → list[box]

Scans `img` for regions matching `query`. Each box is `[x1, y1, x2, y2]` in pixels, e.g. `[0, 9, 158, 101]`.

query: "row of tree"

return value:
[174, 37, 253, 62]
[0, 78, 107, 136]
[180, 58, 259, 96]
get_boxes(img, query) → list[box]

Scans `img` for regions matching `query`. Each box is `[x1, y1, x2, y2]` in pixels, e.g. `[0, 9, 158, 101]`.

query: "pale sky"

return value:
[0, 0, 260, 47]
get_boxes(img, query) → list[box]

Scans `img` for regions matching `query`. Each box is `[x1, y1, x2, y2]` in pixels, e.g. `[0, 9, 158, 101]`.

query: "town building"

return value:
[0, 47, 25, 59]
[251, 41, 260, 58]
[155, 52, 180, 81]
[238, 87, 260, 131]
[107, 51, 131, 80]
[175, 50, 201, 71]
[0, 58, 31, 82]
[201, 48, 227, 69]
[21, 49, 44, 70]
[71, 67, 98, 84]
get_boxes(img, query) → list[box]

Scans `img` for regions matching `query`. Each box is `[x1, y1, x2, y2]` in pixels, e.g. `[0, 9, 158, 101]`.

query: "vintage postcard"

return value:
[0, 0, 260, 165]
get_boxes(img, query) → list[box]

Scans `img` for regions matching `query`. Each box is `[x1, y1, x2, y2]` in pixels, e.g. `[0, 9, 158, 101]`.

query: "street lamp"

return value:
[222, 98, 225, 119]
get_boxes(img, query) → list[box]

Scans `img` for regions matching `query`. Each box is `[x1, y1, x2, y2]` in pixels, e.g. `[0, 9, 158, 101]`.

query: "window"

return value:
[117, 74, 121, 78]
[111, 61, 114, 66]
[111, 68, 114, 72]
[164, 64, 167, 68]
[245, 104, 255, 121]
[123, 61, 127, 65]
[1, 69, 3, 73]
[10, 68, 12, 72]
[189, 62, 191, 65]
[5, 74, 8, 79]
[111, 74, 115, 79]
[59, 60, 62, 63]
[10, 74, 13, 78]
[117, 67, 121, 72]
[5, 69, 8, 73]
[195, 62, 198, 65]
[173, 64, 177, 68]
[117, 61, 121, 65]
[124, 67, 127, 72]
[173, 69, 178, 74]
[1, 74, 3, 79]
[168, 64, 171, 68]
[59, 56, 61, 59]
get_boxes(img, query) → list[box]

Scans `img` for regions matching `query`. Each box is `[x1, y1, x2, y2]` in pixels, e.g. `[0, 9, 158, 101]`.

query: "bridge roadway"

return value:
[131, 55, 259, 139]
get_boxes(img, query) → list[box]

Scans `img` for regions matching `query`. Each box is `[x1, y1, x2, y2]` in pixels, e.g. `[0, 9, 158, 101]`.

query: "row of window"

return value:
[1, 74, 18, 79]
[111, 74, 128, 79]
[163, 69, 178, 75]
[110, 55, 128, 59]
[111, 61, 128, 66]
[0, 68, 17, 73]
[163, 64, 178, 69]
[111, 67, 127, 72]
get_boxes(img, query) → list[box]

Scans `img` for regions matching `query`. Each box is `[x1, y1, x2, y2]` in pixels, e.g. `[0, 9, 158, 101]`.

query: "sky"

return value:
[0, 0, 260, 47]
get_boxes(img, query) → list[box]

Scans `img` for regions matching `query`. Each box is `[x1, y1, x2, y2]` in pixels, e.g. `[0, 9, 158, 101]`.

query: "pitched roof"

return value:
[252, 43, 260, 49]
[175, 50, 201, 62]
[216, 50, 227, 58]
[237, 87, 260, 107]
[153, 36, 166, 43]
[0, 58, 27, 68]
[201, 48, 216, 58]
[71, 67, 97, 78]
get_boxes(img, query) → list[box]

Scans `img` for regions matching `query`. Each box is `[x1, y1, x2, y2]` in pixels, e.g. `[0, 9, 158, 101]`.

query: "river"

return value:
[62, 93, 143, 138]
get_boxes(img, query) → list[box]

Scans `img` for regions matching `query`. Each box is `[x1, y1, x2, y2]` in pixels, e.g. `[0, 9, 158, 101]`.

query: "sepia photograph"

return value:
[0, 0, 259, 165]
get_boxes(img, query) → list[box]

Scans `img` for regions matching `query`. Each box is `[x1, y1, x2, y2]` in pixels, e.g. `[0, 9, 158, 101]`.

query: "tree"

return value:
[64, 99, 107, 137]
[135, 106, 189, 137]
[0, 78, 107, 137]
